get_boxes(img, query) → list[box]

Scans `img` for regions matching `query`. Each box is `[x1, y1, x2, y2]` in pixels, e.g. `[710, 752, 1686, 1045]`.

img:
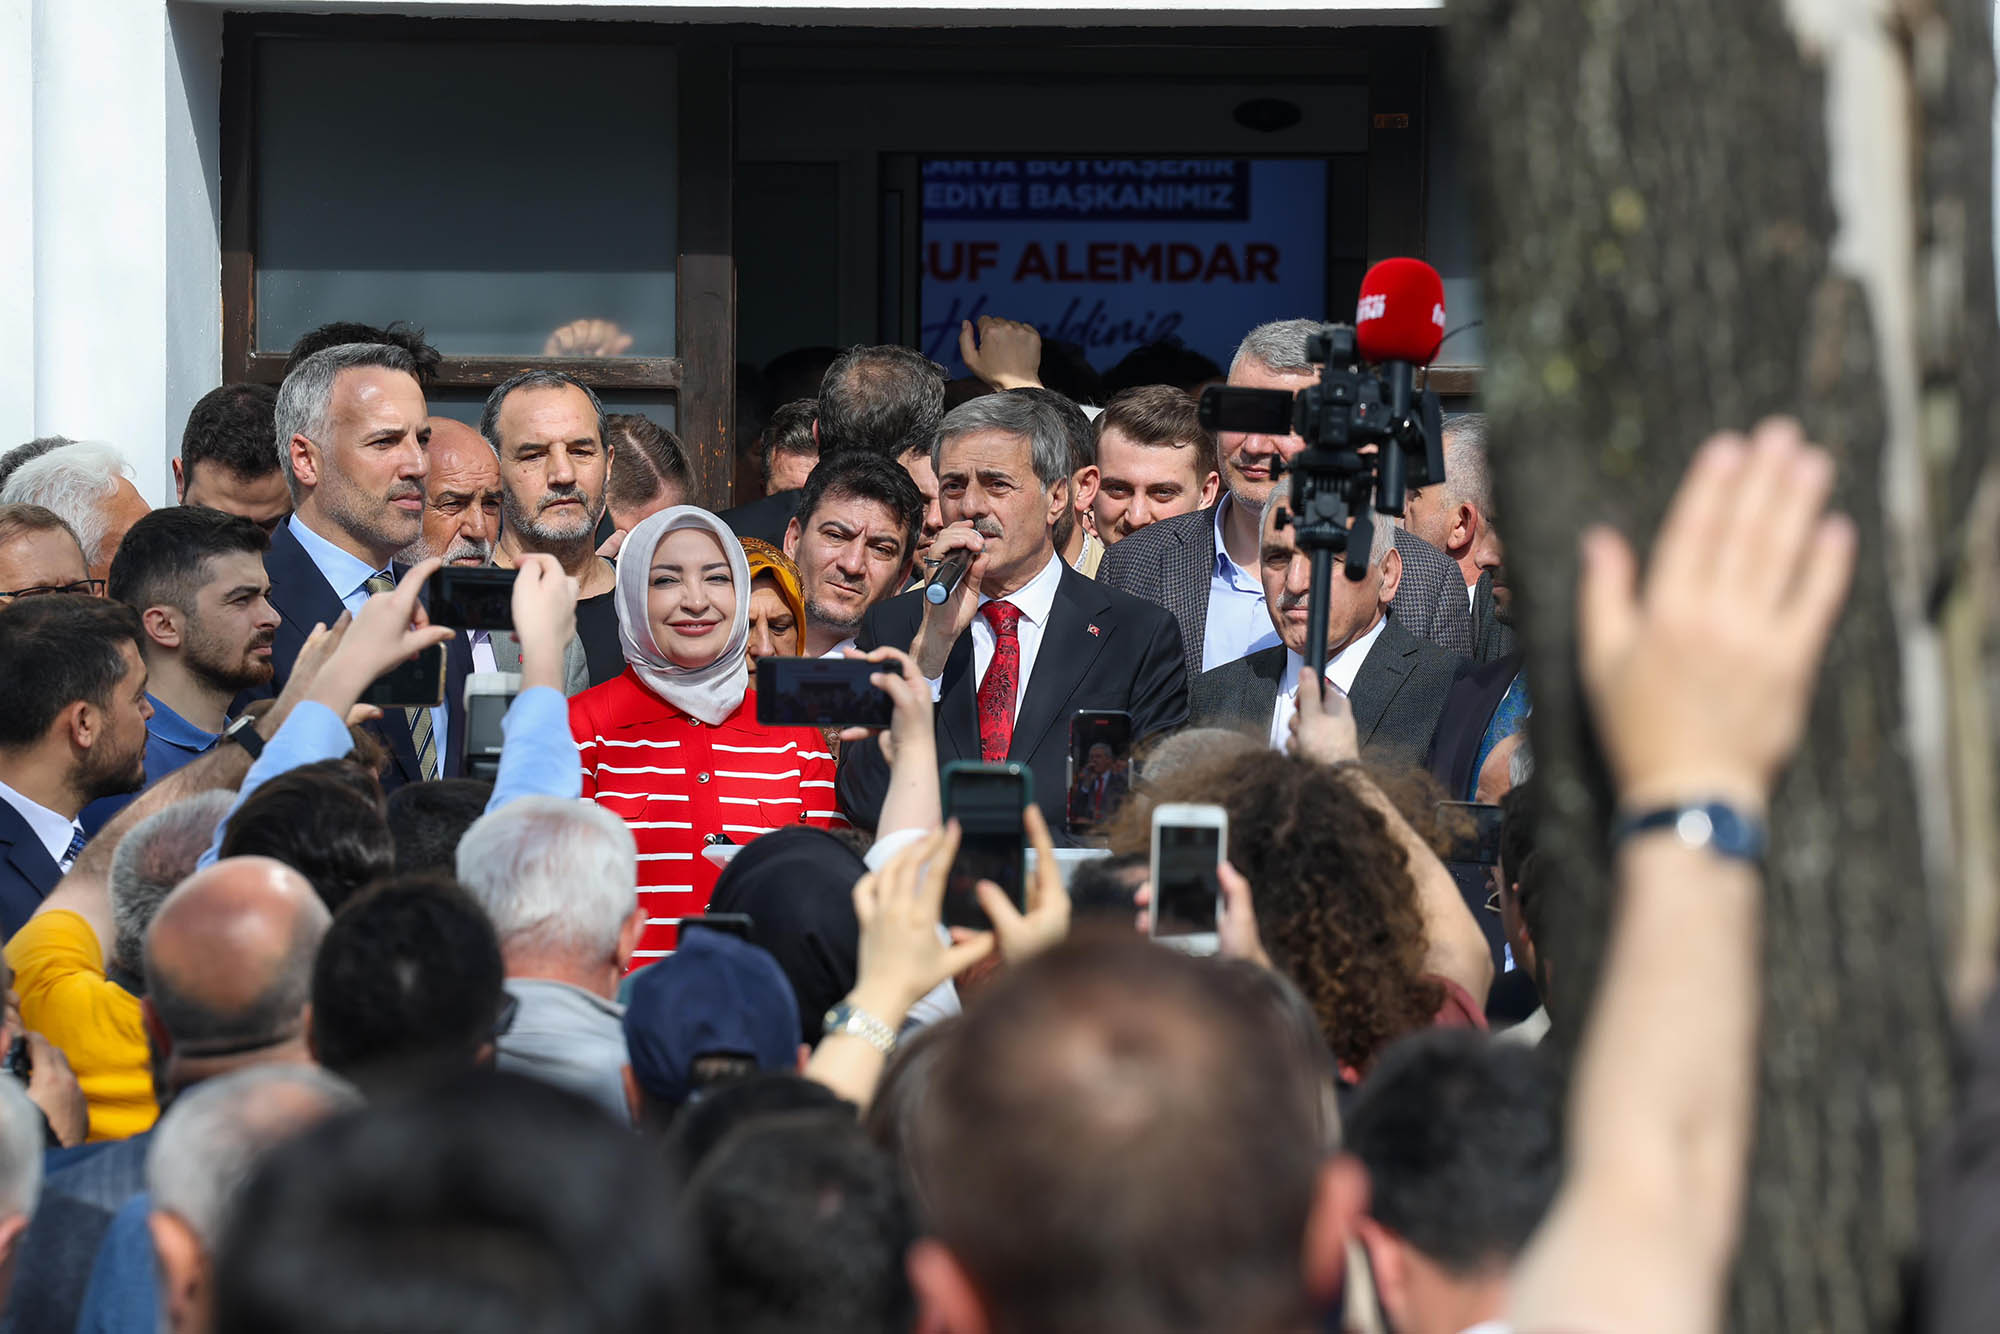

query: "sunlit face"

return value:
[784, 494, 911, 636]
[0, 527, 92, 602]
[405, 420, 502, 567]
[178, 551, 280, 694]
[646, 527, 737, 669]
[292, 367, 431, 563]
[936, 429, 1067, 589]
[179, 462, 292, 535]
[92, 479, 153, 583]
[1091, 428, 1220, 543]
[496, 385, 611, 546]
[1258, 499, 1400, 659]
[81, 641, 153, 802]
[746, 575, 800, 665]
[900, 448, 944, 545]
[1217, 357, 1317, 510]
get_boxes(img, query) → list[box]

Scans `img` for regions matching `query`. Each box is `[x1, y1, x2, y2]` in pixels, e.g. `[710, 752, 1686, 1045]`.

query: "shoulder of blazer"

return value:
[1098, 506, 1214, 578]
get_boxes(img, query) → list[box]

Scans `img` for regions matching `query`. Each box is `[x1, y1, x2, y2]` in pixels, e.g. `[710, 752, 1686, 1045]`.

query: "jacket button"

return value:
[695, 772, 710, 784]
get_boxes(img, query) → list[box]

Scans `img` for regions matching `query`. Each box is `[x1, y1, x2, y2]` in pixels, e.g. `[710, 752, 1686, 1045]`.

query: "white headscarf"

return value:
[613, 506, 752, 725]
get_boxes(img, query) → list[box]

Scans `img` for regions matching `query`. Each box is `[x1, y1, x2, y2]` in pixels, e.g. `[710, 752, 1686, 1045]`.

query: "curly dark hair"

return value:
[1108, 750, 1442, 1072]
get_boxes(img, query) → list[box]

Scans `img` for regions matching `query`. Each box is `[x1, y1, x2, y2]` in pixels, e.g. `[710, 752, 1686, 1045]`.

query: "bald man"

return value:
[400, 419, 502, 570]
[1, 856, 331, 1334]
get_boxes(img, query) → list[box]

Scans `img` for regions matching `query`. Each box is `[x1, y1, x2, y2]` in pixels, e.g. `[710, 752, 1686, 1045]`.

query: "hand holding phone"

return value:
[941, 762, 1031, 931]
[428, 566, 518, 630]
[756, 656, 895, 729]
[1435, 801, 1506, 865]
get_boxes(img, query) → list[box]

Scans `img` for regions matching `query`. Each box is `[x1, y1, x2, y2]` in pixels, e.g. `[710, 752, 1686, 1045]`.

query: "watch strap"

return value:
[224, 715, 265, 760]
[1610, 801, 1766, 863]
[822, 1001, 897, 1056]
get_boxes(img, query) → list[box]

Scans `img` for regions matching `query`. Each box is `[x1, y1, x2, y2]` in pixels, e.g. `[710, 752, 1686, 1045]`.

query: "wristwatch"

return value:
[1610, 801, 1766, 863]
[823, 1001, 898, 1056]
[223, 713, 265, 761]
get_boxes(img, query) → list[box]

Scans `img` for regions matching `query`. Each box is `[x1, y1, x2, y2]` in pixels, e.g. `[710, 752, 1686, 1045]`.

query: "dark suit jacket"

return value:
[837, 562, 1188, 837]
[259, 522, 471, 791]
[1470, 569, 1517, 665]
[1427, 653, 1523, 801]
[1186, 616, 1466, 766]
[1096, 504, 1474, 685]
[0, 800, 62, 939]
[717, 489, 802, 547]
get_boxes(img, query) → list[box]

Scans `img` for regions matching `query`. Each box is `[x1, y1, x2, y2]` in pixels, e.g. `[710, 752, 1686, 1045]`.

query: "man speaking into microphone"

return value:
[835, 392, 1188, 837]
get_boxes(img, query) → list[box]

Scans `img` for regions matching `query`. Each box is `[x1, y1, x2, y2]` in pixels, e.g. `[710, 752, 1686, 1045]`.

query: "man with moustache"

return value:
[837, 393, 1187, 838]
[264, 343, 470, 789]
[79, 509, 282, 832]
[482, 370, 624, 689]
[399, 418, 507, 675]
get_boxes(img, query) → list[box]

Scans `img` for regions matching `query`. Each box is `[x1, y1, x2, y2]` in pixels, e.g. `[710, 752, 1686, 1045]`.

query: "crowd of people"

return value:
[0, 304, 1864, 1334]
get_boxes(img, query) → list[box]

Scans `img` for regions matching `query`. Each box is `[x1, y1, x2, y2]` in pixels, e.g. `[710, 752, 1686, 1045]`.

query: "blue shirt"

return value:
[1200, 494, 1282, 672]
[78, 695, 222, 835]
[72, 1193, 156, 1334]
[287, 514, 450, 766]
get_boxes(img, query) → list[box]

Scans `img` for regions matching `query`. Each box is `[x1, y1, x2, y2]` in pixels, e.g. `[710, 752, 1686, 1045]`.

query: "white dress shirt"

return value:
[1267, 615, 1388, 750]
[0, 776, 83, 869]
[821, 637, 858, 660]
[927, 548, 1063, 711]
[469, 629, 497, 675]
[1201, 494, 1283, 672]
[288, 515, 450, 762]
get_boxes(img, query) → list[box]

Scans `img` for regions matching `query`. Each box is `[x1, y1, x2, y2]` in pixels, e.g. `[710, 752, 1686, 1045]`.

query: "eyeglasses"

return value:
[0, 579, 106, 604]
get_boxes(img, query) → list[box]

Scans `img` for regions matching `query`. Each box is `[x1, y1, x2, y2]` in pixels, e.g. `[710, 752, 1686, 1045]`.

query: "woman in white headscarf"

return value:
[569, 507, 847, 964]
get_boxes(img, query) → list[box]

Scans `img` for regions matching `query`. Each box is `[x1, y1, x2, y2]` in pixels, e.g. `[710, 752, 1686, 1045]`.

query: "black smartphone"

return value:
[1435, 801, 1506, 865]
[429, 566, 517, 630]
[941, 762, 1031, 931]
[1198, 384, 1298, 436]
[4, 1035, 29, 1082]
[681, 913, 755, 941]
[756, 656, 894, 729]
[1066, 709, 1135, 835]
[361, 643, 448, 710]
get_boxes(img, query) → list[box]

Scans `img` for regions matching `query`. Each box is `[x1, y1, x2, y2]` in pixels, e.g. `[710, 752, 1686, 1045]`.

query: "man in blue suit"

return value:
[261, 342, 472, 791]
[0, 596, 152, 937]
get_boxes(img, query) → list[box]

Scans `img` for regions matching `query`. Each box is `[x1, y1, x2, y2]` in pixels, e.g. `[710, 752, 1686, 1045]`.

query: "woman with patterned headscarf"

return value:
[739, 537, 805, 669]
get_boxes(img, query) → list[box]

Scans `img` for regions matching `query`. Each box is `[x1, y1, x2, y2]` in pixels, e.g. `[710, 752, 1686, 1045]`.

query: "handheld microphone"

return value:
[1353, 258, 1448, 515]
[924, 551, 974, 606]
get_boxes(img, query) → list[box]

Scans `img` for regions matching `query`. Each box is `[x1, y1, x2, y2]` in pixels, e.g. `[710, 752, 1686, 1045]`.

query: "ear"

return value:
[1449, 502, 1478, 555]
[171, 457, 187, 500]
[1375, 545, 1403, 608]
[782, 516, 803, 562]
[149, 1210, 210, 1334]
[1352, 1215, 1411, 1328]
[907, 1238, 993, 1334]
[1071, 465, 1100, 512]
[616, 905, 645, 973]
[811, 419, 821, 447]
[1197, 469, 1222, 508]
[1303, 1155, 1369, 1305]
[1044, 474, 1072, 531]
[622, 1064, 644, 1125]
[141, 605, 185, 653]
[288, 434, 321, 491]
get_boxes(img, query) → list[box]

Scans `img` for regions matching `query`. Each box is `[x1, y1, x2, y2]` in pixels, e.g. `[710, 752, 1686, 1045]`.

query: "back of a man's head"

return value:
[385, 778, 494, 875]
[180, 384, 281, 483]
[816, 345, 945, 459]
[0, 441, 137, 570]
[687, 1110, 912, 1334]
[309, 875, 505, 1097]
[604, 413, 694, 516]
[761, 399, 819, 486]
[1342, 1030, 1561, 1280]
[108, 791, 234, 977]
[219, 767, 392, 912]
[455, 796, 637, 969]
[214, 1072, 694, 1334]
[282, 321, 440, 386]
[910, 932, 1330, 1334]
[0, 437, 72, 495]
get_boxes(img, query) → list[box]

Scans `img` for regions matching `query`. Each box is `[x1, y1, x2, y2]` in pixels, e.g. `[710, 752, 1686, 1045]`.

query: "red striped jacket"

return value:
[569, 668, 846, 963]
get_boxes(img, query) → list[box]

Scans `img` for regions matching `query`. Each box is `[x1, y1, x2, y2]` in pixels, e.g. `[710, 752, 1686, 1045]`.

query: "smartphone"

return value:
[361, 643, 447, 710]
[429, 566, 518, 631]
[1065, 710, 1134, 835]
[755, 656, 894, 729]
[681, 913, 755, 941]
[1150, 803, 1226, 954]
[1435, 801, 1506, 865]
[941, 761, 1031, 932]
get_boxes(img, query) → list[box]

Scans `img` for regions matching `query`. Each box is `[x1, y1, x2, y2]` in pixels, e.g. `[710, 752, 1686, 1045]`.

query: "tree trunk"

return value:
[1441, 1, 2000, 1329]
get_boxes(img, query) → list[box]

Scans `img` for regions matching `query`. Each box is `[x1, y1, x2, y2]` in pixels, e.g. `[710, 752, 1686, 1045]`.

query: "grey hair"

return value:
[478, 370, 609, 457]
[455, 797, 636, 959]
[1508, 735, 1536, 788]
[108, 791, 235, 975]
[0, 441, 134, 567]
[0, 1079, 42, 1220]
[1135, 727, 1267, 786]
[1229, 318, 1322, 377]
[932, 392, 1073, 491]
[1440, 413, 1492, 514]
[1261, 487, 1394, 568]
[0, 436, 75, 494]
[273, 343, 422, 499]
[146, 1064, 361, 1249]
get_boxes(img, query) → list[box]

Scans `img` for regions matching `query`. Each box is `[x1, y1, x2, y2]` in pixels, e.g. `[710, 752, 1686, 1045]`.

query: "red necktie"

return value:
[977, 601, 1023, 762]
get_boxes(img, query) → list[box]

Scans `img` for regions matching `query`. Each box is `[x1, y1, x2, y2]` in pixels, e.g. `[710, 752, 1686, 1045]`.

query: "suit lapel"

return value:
[1349, 620, 1418, 748]
[936, 630, 981, 761]
[266, 524, 348, 641]
[1009, 568, 1111, 763]
[0, 805, 61, 898]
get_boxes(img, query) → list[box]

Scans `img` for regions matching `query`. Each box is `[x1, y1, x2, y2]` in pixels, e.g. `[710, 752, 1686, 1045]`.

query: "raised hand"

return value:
[306, 559, 458, 717]
[1288, 668, 1359, 767]
[958, 315, 1044, 391]
[510, 553, 581, 694]
[910, 522, 993, 678]
[966, 803, 1072, 965]
[849, 823, 996, 1016]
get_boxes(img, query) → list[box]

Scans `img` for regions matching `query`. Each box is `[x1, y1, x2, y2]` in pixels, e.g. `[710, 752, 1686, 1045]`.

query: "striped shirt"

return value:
[569, 669, 846, 963]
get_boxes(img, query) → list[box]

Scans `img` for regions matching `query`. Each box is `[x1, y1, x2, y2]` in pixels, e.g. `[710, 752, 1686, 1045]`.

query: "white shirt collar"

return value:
[0, 775, 81, 866]
[1277, 614, 1388, 700]
[820, 637, 858, 660]
[288, 513, 387, 601]
[977, 548, 1062, 627]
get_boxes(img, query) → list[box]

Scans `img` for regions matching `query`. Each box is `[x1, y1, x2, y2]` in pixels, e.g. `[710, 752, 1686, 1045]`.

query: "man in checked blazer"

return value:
[1187, 491, 1466, 766]
[1096, 318, 1471, 684]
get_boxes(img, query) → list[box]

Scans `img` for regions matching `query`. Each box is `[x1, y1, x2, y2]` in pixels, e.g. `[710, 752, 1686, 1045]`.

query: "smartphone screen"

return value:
[360, 644, 447, 709]
[943, 766, 1027, 931]
[429, 567, 518, 631]
[1152, 822, 1223, 941]
[755, 657, 895, 729]
[1435, 801, 1506, 865]
[1066, 710, 1135, 835]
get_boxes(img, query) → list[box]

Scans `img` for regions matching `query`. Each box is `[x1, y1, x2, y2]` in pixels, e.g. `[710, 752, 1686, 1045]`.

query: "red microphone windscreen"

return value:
[1355, 258, 1447, 365]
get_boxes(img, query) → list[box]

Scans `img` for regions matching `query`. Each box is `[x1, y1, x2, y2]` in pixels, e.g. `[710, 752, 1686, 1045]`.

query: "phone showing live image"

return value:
[941, 762, 1031, 932]
[1066, 710, 1134, 836]
[361, 644, 447, 710]
[1435, 801, 1506, 865]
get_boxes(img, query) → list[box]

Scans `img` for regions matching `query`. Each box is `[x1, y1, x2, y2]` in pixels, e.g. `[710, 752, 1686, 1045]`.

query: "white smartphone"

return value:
[1149, 803, 1227, 955]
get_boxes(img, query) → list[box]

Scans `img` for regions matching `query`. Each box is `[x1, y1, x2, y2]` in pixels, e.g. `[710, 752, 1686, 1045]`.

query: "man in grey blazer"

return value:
[1188, 492, 1466, 766]
[1097, 318, 1471, 685]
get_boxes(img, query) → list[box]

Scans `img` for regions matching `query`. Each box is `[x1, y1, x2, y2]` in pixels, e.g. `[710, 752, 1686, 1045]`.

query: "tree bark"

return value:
[1441, 1, 1999, 1328]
